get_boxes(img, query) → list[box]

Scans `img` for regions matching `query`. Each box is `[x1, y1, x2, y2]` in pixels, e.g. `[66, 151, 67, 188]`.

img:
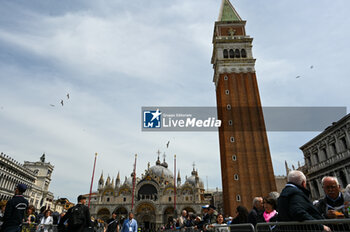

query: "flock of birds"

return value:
[50, 93, 70, 107]
[296, 65, 314, 79]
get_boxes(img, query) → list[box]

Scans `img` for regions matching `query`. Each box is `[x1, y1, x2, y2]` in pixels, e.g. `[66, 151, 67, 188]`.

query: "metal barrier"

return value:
[214, 224, 255, 232]
[256, 219, 350, 232]
[161, 220, 350, 232]
[21, 223, 58, 232]
[162, 224, 255, 232]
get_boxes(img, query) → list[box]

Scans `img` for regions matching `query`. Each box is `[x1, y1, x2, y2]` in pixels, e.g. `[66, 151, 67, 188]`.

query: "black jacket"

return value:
[58, 203, 92, 232]
[277, 183, 324, 221]
[247, 207, 264, 226]
[1, 195, 28, 230]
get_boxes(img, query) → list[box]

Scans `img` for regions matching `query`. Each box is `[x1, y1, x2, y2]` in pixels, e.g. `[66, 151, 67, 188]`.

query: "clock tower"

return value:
[212, 0, 276, 215]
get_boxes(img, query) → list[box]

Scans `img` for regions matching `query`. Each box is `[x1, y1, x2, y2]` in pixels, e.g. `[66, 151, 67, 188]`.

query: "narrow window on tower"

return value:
[227, 104, 231, 110]
[235, 49, 240, 58]
[241, 49, 247, 58]
[234, 174, 239, 180]
[236, 195, 241, 202]
[224, 75, 228, 80]
[229, 49, 234, 58]
[168, 197, 171, 202]
[228, 120, 232, 126]
[225, 90, 229, 95]
[223, 49, 228, 58]
[232, 155, 237, 161]
[230, 137, 235, 143]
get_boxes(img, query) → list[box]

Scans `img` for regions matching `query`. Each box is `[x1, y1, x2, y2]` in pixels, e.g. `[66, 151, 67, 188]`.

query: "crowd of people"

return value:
[1, 170, 350, 232]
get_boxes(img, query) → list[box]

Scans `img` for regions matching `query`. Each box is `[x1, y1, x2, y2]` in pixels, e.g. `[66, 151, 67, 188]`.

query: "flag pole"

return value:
[88, 153, 98, 208]
[174, 154, 177, 215]
[131, 154, 137, 211]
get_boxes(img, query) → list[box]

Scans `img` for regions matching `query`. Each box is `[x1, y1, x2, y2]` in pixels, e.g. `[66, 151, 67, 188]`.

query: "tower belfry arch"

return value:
[212, 0, 277, 215]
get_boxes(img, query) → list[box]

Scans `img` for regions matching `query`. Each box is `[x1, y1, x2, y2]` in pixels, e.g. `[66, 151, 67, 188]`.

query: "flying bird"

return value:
[60, 100, 64, 106]
[166, 141, 170, 148]
[296, 76, 301, 79]
[50, 104, 55, 107]
[67, 93, 70, 99]
[310, 65, 314, 69]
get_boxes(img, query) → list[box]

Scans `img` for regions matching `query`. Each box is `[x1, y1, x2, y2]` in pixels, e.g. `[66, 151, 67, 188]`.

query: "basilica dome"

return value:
[185, 168, 204, 188]
[185, 175, 204, 187]
[149, 165, 173, 179]
[149, 155, 173, 179]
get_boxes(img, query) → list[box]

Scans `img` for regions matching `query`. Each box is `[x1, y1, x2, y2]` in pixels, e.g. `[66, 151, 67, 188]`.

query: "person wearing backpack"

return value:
[58, 195, 92, 232]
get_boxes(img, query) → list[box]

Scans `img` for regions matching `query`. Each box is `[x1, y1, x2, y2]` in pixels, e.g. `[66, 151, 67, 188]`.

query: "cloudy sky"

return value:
[1, 0, 349, 202]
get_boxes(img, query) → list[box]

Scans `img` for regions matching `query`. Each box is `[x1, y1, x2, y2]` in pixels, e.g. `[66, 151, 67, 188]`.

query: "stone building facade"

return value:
[88, 155, 209, 230]
[300, 113, 350, 200]
[0, 152, 55, 210]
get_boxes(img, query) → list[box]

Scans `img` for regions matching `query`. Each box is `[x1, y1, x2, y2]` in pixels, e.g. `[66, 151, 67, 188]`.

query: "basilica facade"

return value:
[87, 155, 208, 230]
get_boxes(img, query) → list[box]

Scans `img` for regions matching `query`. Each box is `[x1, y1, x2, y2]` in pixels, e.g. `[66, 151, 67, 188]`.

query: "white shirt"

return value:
[39, 216, 53, 232]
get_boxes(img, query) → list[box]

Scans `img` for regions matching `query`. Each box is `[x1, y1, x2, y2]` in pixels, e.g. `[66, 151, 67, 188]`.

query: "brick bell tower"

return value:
[212, 0, 276, 215]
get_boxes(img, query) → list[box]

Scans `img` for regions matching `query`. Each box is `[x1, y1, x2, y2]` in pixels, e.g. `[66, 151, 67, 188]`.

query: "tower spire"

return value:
[218, 0, 242, 22]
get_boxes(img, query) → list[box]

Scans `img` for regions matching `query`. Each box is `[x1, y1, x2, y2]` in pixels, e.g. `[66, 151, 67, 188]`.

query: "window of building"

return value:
[168, 197, 171, 202]
[235, 49, 240, 58]
[230, 137, 235, 143]
[229, 49, 234, 58]
[340, 137, 348, 151]
[227, 104, 231, 110]
[330, 143, 337, 155]
[234, 174, 239, 180]
[322, 148, 328, 159]
[225, 90, 229, 95]
[185, 197, 189, 201]
[123, 197, 126, 202]
[224, 75, 228, 80]
[232, 155, 237, 161]
[228, 120, 232, 125]
[236, 195, 241, 202]
[241, 49, 247, 58]
[223, 49, 228, 58]
[314, 153, 319, 163]
[307, 156, 312, 167]
[107, 197, 110, 202]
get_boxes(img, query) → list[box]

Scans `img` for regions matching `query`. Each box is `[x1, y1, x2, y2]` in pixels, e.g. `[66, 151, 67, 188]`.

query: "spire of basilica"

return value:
[191, 162, 197, 176]
[156, 150, 161, 165]
[161, 152, 168, 168]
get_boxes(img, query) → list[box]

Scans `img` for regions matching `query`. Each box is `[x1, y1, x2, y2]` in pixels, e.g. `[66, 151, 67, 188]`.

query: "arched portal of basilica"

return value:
[136, 202, 156, 230]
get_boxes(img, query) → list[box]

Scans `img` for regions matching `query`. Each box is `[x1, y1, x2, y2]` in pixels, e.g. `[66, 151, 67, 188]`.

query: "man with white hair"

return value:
[247, 197, 264, 226]
[277, 171, 331, 231]
[315, 176, 349, 219]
